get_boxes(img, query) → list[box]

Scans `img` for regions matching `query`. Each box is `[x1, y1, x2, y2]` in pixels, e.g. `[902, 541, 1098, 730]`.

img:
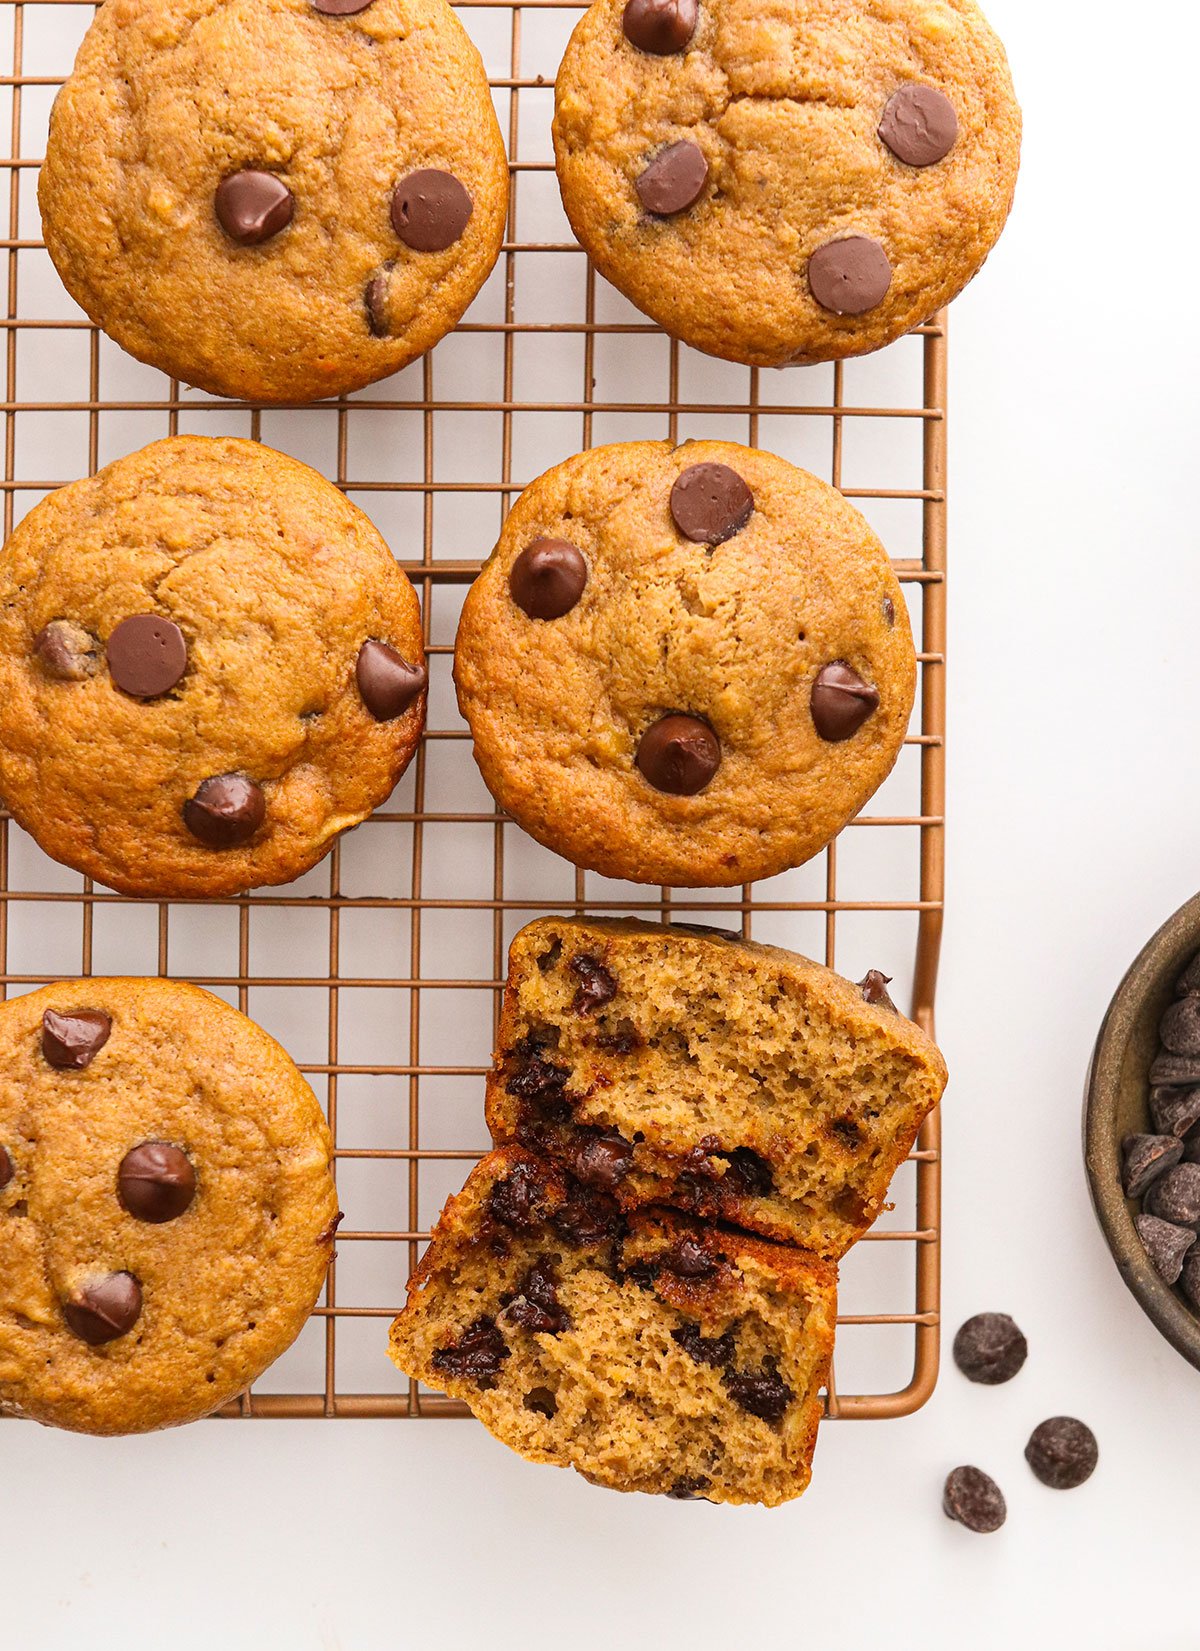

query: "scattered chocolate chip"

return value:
[1149, 1052, 1200, 1087]
[665, 1233, 718, 1278]
[0, 1145, 12, 1189]
[1161, 995, 1200, 1056]
[41, 1008, 112, 1070]
[943, 1466, 1006, 1533]
[215, 170, 294, 246]
[596, 1020, 641, 1054]
[1149, 1086, 1200, 1138]
[63, 1272, 142, 1346]
[117, 1142, 196, 1224]
[724, 1361, 793, 1423]
[311, 0, 376, 13]
[569, 1130, 634, 1190]
[501, 1257, 570, 1335]
[811, 661, 880, 741]
[621, 0, 696, 53]
[392, 169, 473, 252]
[364, 268, 393, 337]
[1136, 1212, 1196, 1284]
[570, 953, 617, 1013]
[488, 1162, 546, 1231]
[673, 1320, 735, 1367]
[723, 1146, 774, 1197]
[184, 774, 266, 848]
[356, 639, 427, 721]
[636, 140, 708, 217]
[1025, 1418, 1098, 1491]
[34, 619, 97, 680]
[670, 462, 753, 545]
[667, 1475, 709, 1500]
[679, 1135, 723, 1185]
[636, 713, 721, 796]
[431, 1315, 510, 1384]
[551, 1187, 624, 1247]
[1122, 1133, 1184, 1199]
[1145, 1162, 1200, 1225]
[509, 538, 588, 620]
[878, 83, 958, 167]
[1180, 1246, 1200, 1309]
[524, 1386, 557, 1418]
[1178, 954, 1200, 995]
[808, 236, 893, 316]
[882, 596, 896, 627]
[506, 1053, 571, 1110]
[106, 614, 187, 699]
[858, 969, 898, 1011]
[952, 1313, 1027, 1385]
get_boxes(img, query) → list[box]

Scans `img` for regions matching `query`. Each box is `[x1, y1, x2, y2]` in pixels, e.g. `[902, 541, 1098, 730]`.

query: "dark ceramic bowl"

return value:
[1085, 888, 1200, 1372]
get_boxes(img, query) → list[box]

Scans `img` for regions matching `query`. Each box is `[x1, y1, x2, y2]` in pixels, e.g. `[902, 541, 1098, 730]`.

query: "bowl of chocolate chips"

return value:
[1086, 888, 1200, 1370]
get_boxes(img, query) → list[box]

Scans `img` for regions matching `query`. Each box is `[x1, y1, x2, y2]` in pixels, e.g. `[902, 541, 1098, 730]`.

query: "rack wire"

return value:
[0, 0, 944, 1420]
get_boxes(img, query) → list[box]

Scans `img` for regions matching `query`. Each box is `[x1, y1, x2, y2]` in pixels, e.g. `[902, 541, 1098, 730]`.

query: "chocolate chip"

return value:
[1149, 1086, 1200, 1138]
[882, 596, 896, 628]
[392, 169, 473, 252]
[34, 619, 97, 681]
[808, 236, 893, 316]
[811, 662, 880, 741]
[595, 1020, 641, 1054]
[1181, 1246, 1200, 1309]
[509, 538, 588, 620]
[1178, 953, 1200, 995]
[723, 1362, 793, 1423]
[117, 1141, 196, 1224]
[1025, 1418, 1098, 1490]
[621, 0, 696, 53]
[1161, 995, 1200, 1056]
[672, 1321, 735, 1367]
[1150, 1052, 1200, 1086]
[667, 1476, 709, 1500]
[858, 969, 898, 1011]
[569, 1130, 634, 1190]
[524, 1386, 557, 1418]
[506, 1053, 571, 1110]
[551, 1187, 624, 1246]
[669, 462, 753, 545]
[316, 1211, 344, 1246]
[1122, 1133, 1184, 1199]
[365, 268, 393, 337]
[431, 1315, 510, 1384]
[0, 1145, 12, 1189]
[664, 1234, 718, 1278]
[311, 0, 375, 12]
[1145, 1162, 1200, 1225]
[878, 83, 958, 167]
[1136, 1212, 1196, 1284]
[570, 953, 617, 1013]
[952, 1313, 1028, 1385]
[63, 1272, 142, 1346]
[356, 639, 427, 721]
[184, 774, 266, 848]
[636, 713, 721, 795]
[106, 614, 187, 699]
[488, 1162, 546, 1231]
[41, 1008, 112, 1070]
[636, 141, 708, 217]
[943, 1466, 1006, 1533]
[215, 170, 295, 246]
[723, 1146, 774, 1197]
[501, 1257, 571, 1335]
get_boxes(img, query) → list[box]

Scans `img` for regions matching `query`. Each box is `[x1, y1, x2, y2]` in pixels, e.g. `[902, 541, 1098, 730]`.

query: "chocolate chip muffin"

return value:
[454, 439, 914, 886]
[553, 0, 1020, 366]
[487, 917, 947, 1256]
[39, 0, 508, 403]
[0, 436, 426, 898]
[0, 978, 337, 1434]
[389, 1146, 837, 1505]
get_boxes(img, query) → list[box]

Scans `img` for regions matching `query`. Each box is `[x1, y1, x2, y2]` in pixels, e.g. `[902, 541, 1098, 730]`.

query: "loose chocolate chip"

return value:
[551, 1187, 624, 1246]
[431, 1315, 510, 1383]
[670, 462, 754, 545]
[316, 1211, 345, 1246]
[524, 1386, 557, 1418]
[1178, 954, 1200, 995]
[723, 1362, 793, 1423]
[882, 596, 896, 627]
[665, 1233, 718, 1278]
[34, 619, 97, 681]
[501, 1257, 571, 1335]
[392, 169, 473, 252]
[636, 140, 708, 217]
[488, 1162, 546, 1231]
[1161, 995, 1200, 1056]
[1145, 1162, 1200, 1226]
[1122, 1133, 1184, 1199]
[1149, 1052, 1200, 1087]
[570, 953, 617, 1013]
[311, 0, 375, 12]
[952, 1313, 1028, 1385]
[184, 774, 266, 848]
[667, 1476, 709, 1500]
[1025, 1418, 1098, 1491]
[117, 1142, 196, 1224]
[621, 0, 697, 53]
[364, 268, 392, 337]
[943, 1466, 1006, 1533]
[356, 639, 427, 721]
[808, 236, 893, 316]
[1149, 1086, 1200, 1138]
[0, 1144, 12, 1189]
[811, 661, 880, 741]
[41, 1008, 112, 1070]
[636, 713, 721, 796]
[672, 1321, 735, 1367]
[569, 1130, 634, 1190]
[1180, 1246, 1200, 1309]
[106, 614, 187, 699]
[723, 1146, 774, 1197]
[215, 170, 295, 246]
[509, 538, 588, 620]
[878, 83, 958, 167]
[63, 1272, 142, 1346]
[859, 969, 898, 1011]
[1136, 1212, 1196, 1284]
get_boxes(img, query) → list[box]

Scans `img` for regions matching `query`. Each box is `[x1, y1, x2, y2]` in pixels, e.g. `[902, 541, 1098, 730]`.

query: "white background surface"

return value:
[7, 0, 1200, 1645]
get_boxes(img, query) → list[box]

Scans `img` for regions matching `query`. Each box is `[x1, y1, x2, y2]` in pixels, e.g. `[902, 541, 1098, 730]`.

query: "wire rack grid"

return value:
[0, 0, 945, 1421]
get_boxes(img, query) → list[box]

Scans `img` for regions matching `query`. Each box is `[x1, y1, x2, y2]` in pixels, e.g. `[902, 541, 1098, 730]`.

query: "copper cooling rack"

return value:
[0, 0, 944, 1420]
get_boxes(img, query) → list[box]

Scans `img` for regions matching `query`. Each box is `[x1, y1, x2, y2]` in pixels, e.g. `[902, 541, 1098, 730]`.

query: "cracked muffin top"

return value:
[0, 435, 426, 897]
[553, 0, 1020, 366]
[453, 439, 915, 887]
[38, 0, 508, 403]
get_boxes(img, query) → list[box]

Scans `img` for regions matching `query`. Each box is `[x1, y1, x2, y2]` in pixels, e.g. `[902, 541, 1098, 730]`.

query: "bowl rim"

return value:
[1084, 886, 1200, 1373]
